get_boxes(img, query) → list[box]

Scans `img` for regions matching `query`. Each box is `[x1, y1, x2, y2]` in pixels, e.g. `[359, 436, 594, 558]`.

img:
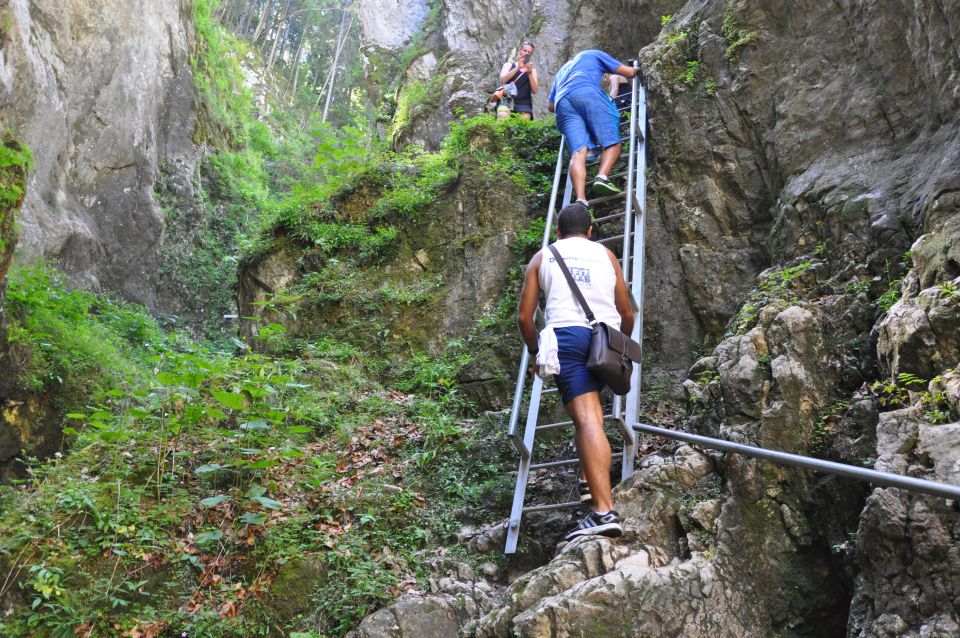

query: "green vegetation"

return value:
[871, 251, 912, 313]
[192, 0, 256, 148]
[875, 277, 904, 312]
[0, 14, 559, 635]
[391, 77, 444, 144]
[0, 4, 563, 636]
[867, 372, 960, 424]
[657, 22, 705, 89]
[721, 6, 759, 62]
[938, 281, 959, 299]
[4, 265, 164, 394]
[0, 135, 32, 211]
[0, 263, 513, 636]
[0, 135, 32, 258]
[165, 0, 360, 338]
[811, 399, 851, 454]
[247, 114, 558, 366]
[727, 262, 815, 335]
[680, 60, 701, 85]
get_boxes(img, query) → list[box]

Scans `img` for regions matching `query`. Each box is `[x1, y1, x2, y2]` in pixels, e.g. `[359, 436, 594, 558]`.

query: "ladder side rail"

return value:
[506, 137, 569, 554]
[623, 84, 648, 473]
[617, 72, 644, 480]
[504, 373, 545, 554]
[506, 351, 531, 458]
[507, 136, 568, 453]
[542, 136, 568, 249]
[620, 71, 639, 290]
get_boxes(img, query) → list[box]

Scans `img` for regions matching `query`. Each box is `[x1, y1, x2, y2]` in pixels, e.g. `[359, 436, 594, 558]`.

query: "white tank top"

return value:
[539, 237, 621, 329]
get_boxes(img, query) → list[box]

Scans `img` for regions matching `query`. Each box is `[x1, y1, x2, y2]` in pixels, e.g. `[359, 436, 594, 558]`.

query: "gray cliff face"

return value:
[0, 0, 197, 308]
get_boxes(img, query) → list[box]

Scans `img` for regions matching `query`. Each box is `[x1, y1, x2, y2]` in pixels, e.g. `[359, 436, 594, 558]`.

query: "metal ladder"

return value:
[504, 72, 648, 554]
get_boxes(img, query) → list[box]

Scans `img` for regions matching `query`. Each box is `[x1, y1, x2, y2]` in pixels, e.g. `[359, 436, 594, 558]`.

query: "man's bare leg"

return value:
[568, 146, 589, 202]
[597, 143, 621, 180]
[564, 391, 613, 513]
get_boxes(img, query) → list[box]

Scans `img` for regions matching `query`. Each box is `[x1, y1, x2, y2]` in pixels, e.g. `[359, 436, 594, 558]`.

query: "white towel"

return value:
[536, 326, 560, 379]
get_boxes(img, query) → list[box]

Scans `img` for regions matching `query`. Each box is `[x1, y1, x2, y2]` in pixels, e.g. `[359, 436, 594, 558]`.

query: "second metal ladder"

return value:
[504, 71, 649, 554]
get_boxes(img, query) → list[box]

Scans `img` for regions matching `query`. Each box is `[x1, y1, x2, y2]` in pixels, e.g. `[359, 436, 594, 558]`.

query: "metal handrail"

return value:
[632, 422, 960, 500]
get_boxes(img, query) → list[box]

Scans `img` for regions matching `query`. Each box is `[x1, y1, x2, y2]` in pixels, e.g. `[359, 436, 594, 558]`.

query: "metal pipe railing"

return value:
[633, 422, 960, 500]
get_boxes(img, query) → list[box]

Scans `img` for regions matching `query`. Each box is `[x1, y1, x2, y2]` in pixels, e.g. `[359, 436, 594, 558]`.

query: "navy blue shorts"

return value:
[554, 326, 603, 404]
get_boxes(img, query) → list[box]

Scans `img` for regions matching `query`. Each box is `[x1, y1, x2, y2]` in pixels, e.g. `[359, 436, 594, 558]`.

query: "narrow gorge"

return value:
[1, 0, 958, 636]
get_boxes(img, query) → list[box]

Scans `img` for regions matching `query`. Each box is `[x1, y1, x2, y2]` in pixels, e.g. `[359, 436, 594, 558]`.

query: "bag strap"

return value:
[547, 244, 596, 324]
[509, 63, 527, 82]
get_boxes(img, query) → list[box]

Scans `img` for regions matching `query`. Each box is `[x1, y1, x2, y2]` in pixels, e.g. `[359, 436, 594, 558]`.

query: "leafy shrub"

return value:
[0, 135, 32, 211]
[5, 265, 163, 392]
[721, 6, 759, 61]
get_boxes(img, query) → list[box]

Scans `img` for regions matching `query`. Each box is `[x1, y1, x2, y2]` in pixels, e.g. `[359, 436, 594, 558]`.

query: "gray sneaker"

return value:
[563, 510, 623, 541]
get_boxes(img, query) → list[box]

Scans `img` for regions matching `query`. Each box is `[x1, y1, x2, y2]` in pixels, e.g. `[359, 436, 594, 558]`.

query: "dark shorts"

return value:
[513, 99, 533, 114]
[554, 326, 603, 405]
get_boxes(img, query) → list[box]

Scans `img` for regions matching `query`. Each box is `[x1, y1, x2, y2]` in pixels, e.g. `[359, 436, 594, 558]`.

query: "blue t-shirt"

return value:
[547, 50, 623, 106]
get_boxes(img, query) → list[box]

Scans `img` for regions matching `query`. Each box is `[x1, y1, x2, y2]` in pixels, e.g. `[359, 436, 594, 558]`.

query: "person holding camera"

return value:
[497, 41, 538, 119]
[547, 50, 638, 203]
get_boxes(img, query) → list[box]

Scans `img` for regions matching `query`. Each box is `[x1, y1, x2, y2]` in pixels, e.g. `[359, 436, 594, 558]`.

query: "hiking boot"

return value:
[563, 510, 623, 541]
[591, 175, 621, 196]
[578, 479, 592, 504]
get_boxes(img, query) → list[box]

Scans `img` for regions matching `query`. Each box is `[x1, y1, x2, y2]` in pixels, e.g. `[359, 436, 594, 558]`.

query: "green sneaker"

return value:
[592, 175, 621, 196]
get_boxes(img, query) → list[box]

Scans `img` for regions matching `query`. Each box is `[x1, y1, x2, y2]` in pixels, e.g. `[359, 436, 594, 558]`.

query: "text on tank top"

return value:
[539, 237, 621, 330]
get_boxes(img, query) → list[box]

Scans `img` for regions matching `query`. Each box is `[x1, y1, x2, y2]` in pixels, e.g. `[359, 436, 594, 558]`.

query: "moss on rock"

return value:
[0, 135, 31, 279]
[238, 116, 559, 402]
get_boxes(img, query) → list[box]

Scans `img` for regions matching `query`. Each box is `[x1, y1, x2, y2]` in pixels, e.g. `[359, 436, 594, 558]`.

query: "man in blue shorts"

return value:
[547, 50, 638, 205]
[517, 202, 634, 540]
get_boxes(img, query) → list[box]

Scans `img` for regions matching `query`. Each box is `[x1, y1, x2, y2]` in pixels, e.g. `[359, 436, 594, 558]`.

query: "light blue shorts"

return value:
[554, 326, 603, 405]
[555, 89, 621, 155]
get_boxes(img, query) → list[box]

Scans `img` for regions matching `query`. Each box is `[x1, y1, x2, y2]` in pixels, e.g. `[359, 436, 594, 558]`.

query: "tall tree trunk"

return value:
[252, 0, 274, 42]
[289, 28, 308, 100]
[265, 0, 292, 73]
[319, 7, 353, 121]
[239, 0, 257, 35]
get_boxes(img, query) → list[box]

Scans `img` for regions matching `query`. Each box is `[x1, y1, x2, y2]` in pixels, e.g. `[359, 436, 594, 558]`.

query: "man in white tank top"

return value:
[518, 202, 634, 540]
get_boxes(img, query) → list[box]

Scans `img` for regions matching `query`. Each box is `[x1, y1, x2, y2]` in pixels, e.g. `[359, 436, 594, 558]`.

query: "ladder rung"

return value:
[537, 413, 616, 431]
[523, 500, 583, 513]
[530, 450, 620, 470]
[537, 419, 574, 431]
[530, 457, 580, 470]
[589, 191, 627, 206]
[598, 232, 633, 246]
[592, 211, 626, 224]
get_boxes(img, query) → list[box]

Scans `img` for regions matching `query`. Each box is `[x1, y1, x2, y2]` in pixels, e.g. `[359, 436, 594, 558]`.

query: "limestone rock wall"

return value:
[357, 0, 686, 149]
[0, 0, 198, 308]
